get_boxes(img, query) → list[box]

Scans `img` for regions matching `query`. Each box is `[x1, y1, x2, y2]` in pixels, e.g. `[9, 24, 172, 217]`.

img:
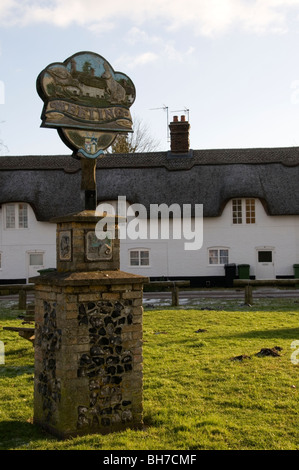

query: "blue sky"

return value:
[1, 0, 299, 156]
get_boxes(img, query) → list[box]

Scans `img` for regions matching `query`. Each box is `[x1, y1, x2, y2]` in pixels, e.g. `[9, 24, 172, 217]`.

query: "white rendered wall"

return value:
[0, 204, 56, 282]
[120, 199, 299, 279]
[1, 199, 298, 282]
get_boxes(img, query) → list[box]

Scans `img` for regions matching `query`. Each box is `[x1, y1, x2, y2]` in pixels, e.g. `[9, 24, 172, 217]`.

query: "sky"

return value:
[1, 0, 299, 156]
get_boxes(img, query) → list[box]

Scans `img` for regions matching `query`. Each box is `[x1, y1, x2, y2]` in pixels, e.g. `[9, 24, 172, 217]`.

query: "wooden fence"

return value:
[0, 284, 35, 309]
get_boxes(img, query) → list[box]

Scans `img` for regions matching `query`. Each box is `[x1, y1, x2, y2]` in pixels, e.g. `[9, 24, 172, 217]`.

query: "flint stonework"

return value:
[33, 273, 146, 438]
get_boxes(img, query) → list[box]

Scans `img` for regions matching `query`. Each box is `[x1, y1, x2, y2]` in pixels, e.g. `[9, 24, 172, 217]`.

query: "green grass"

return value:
[0, 297, 298, 450]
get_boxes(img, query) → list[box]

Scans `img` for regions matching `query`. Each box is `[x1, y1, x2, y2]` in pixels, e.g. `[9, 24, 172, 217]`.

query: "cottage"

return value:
[0, 117, 298, 285]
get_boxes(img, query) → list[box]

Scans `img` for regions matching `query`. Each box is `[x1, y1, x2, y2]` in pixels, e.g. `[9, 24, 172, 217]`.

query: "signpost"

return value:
[33, 52, 147, 438]
[37, 51, 136, 209]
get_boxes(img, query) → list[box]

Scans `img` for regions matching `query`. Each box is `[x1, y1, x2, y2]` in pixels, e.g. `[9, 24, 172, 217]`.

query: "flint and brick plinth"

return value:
[31, 211, 148, 438]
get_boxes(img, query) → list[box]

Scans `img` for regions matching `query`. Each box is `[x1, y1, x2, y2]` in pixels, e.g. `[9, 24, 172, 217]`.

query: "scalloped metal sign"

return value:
[37, 51, 136, 159]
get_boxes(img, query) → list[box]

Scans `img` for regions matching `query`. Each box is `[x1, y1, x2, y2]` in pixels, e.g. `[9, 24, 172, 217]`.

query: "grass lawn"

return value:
[0, 296, 298, 450]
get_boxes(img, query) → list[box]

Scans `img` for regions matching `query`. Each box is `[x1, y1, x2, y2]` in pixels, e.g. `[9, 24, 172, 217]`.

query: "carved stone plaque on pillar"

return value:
[58, 230, 72, 261]
[85, 230, 112, 261]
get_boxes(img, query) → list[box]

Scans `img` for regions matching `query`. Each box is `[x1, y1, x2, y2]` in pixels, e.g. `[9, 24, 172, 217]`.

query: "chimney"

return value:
[169, 115, 190, 154]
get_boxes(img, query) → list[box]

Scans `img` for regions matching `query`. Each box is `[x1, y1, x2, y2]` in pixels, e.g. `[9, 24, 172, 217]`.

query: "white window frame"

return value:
[4, 203, 28, 229]
[0, 252, 2, 270]
[232, 198, 243, 224]
[208, 247, 229, 266]
[129, 249, 150, 267]
[28, 252, 44, 268]
[232, 198, 256, 225]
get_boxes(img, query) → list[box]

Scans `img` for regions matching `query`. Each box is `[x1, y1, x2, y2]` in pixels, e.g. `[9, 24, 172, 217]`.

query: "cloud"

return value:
[126, 27, 160, 46]
[1, 0, 299, 36]
[123, 27, 196, 67]
[164, 0, 299, 36]
[115, 45, 196, 71]
[115, 52, 158, 69]
[163, 42, 196, 63]
[231, 0, 297, 35]
[87, 21, 116, 35]
[0, 0, 18, 25]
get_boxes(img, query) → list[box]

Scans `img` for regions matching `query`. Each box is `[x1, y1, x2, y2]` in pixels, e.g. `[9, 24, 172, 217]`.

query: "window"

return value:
[232, 199, 255, 225]
[129, 249, 150, 267]
[232, 199, 242, 224]
[29, 253, 44, 266]
[0, 252, 2, 270]
[18, 203, 28, 228]
[5, 203, 28, 229]
[209, 248, 229, 265]
[245, 199, 255, 224]
[5, 204, 16, 228]
[258, 251, 272, 263]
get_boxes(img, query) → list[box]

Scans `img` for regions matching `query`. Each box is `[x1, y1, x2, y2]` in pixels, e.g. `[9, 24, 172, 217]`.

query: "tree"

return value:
[106, 116, 160, 154]
[82, 61, 92, 74]
[0, 121, 8, 155]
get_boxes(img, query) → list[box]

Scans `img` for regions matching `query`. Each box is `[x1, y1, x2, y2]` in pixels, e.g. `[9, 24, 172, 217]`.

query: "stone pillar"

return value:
[31, 211, 148, 438]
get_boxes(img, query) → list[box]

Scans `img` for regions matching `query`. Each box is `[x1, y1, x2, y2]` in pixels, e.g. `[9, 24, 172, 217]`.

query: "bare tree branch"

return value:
[0, 120, 8, 155]
[105, 116, 160, 154]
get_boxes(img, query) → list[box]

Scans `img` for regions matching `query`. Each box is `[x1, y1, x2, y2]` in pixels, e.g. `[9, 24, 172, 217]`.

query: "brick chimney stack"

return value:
[169, 115, 190, 154]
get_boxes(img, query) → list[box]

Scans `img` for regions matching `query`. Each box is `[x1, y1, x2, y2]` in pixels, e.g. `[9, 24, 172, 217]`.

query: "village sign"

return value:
[37, 51, 136, 159]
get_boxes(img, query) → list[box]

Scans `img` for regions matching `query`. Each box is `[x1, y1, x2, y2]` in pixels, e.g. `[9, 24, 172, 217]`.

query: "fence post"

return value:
[171, 285, 179, 306]
[244, 285, 253, 305]
[19, 289, 27, 310]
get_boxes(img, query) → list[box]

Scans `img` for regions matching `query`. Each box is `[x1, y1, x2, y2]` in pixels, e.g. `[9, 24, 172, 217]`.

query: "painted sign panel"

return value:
[37, 51, 136, 158]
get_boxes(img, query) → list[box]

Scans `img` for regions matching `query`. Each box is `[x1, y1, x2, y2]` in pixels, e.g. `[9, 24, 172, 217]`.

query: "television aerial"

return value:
[149, 105, 170, 143]
[171, 107, 190, 121]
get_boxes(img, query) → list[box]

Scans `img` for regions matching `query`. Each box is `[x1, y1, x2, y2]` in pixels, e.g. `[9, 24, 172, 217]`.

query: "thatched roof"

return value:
[1, 147, 299, 220]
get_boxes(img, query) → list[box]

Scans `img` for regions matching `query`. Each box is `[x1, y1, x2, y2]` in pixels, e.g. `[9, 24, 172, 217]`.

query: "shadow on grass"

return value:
[0, 420, 48, 450]
[223, 327, 299, 340]
[0, 365, 34, 378]
[4, 346, 33, 357]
